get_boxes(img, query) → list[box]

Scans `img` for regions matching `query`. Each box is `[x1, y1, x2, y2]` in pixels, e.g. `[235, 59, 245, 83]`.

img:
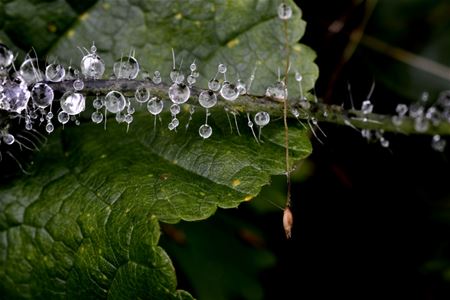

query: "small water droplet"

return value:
[199, 124, 212, 139]
[135, 86, 150, 103]
[254, 111, 270, 126]
[91, 111, 103, 124]
[278, 3, 293, 20]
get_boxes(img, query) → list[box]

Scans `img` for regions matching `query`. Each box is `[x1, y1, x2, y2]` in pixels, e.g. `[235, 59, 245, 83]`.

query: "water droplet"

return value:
[414, 117, 429, 133]
[198, 90, 217, 108]
[361, 129, 371, 139]
[45, 64, 65, 82]
[421, 91, 429, 103]
[152, 71, 162, 84]
[361, 100, 373, 114]
[299, 99, 311, 110]
[409, 104, 424, 118]
[187, 75, 196, 86]
[104, 91, 126, 113]
[31, 83, 54, 108]
[19, 58, 44, 84]
[91, 111, 103, 124]
[80, 53, 105, 79]
[113, 56, 140, 79]
[168, 122, 176, 131]
[0, 43, 14, 69]
[208, 79, 221, 92]
[295, 72, 303, 82]
[115, 113, 125, 123]
[73, 79, 84, 91]
[127, 105, 135, 114]
[58, 111, 70, 124]
[47, 111, 54, 119]
[124, 114, 133, 124]
[190, 62, 197, 72]
[291, 108, 300, 118]
[93, 98, 103, 109]
[135, 86, 150, 103]
[199, 124, 212, 139]
[218, 64, 227, 74]
[3, 133, 15, 145]
[396, 104, 408, 116]
[380, 138, 389, 148]
[220, 82, 239, 101]
[1, 79, 30, 113]
[236, 79, 247, 95]
[168, 83, 190, 104]
[432, 135, 446, 152]
[45, 122, 54, 133]
[278, 3, 293, 20]
[391, 115, 403, 126]
[170, 69, 180, 83]
[25, 122, 33, 130]
[425, 107, 441, 126]
[147, 97, 164, 115]
[60, 92, 86, 115]
[172, 117, 180, 128]
[266, 81, 287, 100]
[170, 103, 181, 115]
[254, 111, 270, 126]
[64, 66, 78, 81]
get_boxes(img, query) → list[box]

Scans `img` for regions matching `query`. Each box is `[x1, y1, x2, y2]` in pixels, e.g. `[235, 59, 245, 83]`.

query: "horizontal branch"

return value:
[45, 79, 450, 136]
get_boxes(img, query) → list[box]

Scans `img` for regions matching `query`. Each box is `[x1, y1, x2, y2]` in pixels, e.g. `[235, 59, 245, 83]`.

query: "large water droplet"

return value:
[81, 53, 105, 79]
[147, 96, 164, 115]
[266, 81, 287, 100]
[31, 83, 54, 108]
[0, 44, 14, 69]
[20, 58, 44, 84]
[104, 91, 126, 113]
[198, 90, 217, 108]
[113, 56, 140, 79]
[45, 64, 66, 82]
[220, 82, 239, 101]
[1, 79, 30, 113]
[60, 92, 86, 115]
[254, 111, 270, 126]
[168, 83, 190, 104]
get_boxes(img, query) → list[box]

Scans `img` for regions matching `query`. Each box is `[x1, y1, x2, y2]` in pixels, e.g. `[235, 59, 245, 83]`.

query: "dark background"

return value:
[264, 0, 450, 298]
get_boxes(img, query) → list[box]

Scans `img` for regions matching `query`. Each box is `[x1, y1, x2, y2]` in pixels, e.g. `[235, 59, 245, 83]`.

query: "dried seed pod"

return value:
[283, 206, 293, 239]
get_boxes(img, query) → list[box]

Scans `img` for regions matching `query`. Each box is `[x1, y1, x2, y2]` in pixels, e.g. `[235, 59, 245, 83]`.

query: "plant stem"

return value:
[45, 79, 450, 136]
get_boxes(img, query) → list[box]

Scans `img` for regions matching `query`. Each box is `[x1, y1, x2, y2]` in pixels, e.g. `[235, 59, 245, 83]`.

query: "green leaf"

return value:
[0, 0, 318, 99]
[0, 113, 311, 298]
[0, 0, 316, 298]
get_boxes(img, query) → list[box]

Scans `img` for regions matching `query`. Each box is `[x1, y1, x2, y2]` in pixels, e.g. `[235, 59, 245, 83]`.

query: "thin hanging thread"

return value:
[282, 2, 293, 239]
